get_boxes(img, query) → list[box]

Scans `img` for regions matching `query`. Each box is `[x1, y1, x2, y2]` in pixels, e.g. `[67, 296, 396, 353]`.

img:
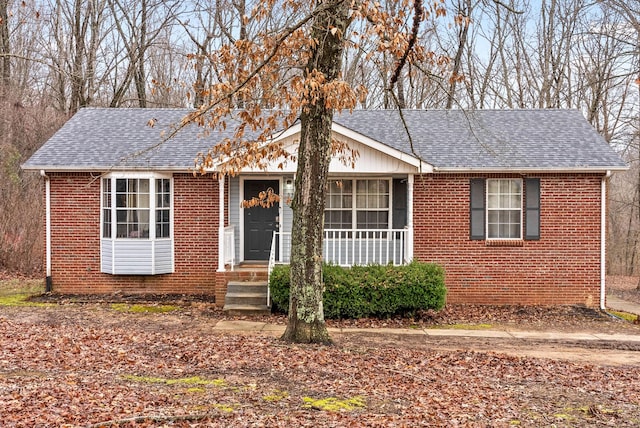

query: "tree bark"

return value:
[0, 0, 10, 91]
[281, 0, 350, 344]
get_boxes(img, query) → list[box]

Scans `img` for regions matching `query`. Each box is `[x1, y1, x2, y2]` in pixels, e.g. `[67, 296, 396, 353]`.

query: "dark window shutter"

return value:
[470, 178, 485, 240]
[525, 178, 540, 240]
[392, 179, 407, 229]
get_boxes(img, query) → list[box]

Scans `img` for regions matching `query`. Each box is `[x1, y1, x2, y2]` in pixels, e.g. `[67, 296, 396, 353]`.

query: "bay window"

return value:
[101, 173, 173, 274]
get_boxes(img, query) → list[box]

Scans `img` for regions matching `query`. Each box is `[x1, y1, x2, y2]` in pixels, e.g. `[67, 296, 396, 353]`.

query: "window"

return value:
[102, 178, 112, 238]
[101, 174, 173, 275]
[325, 179, 390, 229]
[356, 179, 389, 229]
[470, 178, 540, 241]
[102, 177, 170, 239]
[116, 178, 150, 238]
[325, 180, 352, 229]
[487, 179, 522, 239]
[156, 178, 171, 238]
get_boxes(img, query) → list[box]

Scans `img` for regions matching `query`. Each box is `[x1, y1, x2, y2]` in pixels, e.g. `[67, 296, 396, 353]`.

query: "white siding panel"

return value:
[101, 239, 113, 274]
[238, 133, 418, 174]
[230, 176, 240, 261]
[282, 199, 293, 234]
[154, 239, 173, 274]
[113, 240, 154, 274]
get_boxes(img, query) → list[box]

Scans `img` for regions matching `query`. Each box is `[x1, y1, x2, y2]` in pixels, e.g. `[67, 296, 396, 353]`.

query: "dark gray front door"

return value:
[244, 180, 279, 261]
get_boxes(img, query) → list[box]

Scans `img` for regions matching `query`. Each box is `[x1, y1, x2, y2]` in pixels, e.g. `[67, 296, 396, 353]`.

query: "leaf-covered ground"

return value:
[1, 299, 639, 427]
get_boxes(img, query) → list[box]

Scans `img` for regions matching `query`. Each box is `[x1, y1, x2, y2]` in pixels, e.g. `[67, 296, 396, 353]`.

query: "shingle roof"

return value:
[22, 107, 626, 172]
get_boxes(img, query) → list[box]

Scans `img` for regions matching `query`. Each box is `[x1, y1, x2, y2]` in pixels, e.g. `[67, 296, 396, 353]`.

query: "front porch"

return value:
[213, 124, 424, 312]
[220, 228, 412, 313]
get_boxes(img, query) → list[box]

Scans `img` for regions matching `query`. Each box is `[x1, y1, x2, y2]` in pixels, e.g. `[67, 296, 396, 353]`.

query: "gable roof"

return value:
[22, 107, 626, 173]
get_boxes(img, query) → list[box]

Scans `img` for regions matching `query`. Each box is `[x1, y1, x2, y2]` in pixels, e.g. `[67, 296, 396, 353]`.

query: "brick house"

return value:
[22, 108, 626, 309]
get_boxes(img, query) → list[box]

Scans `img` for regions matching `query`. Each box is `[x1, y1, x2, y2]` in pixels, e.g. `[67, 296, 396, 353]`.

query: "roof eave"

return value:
[21, 165, 194, 173]
[432, 166, 629, 174]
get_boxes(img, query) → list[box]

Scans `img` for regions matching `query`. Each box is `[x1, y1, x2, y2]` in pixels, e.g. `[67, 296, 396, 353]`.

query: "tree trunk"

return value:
[282, 0, 350, 344]
[0, 0, 10, 91]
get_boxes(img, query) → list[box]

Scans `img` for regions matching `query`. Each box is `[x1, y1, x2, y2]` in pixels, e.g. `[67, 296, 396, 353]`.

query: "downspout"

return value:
[40, 170, 52, 292]
[600, 171, 611, 310]
[217, 175, 226, 272]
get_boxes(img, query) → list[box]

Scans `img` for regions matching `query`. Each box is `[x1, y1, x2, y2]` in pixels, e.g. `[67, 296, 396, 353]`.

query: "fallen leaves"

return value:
[0, 304, 639, 427]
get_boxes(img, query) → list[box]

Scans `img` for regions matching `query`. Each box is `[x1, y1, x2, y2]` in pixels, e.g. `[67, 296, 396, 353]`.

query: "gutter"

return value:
[432, 166, 628, 174]
[40, 170, 52, 292]
[600, 171, 611, 310]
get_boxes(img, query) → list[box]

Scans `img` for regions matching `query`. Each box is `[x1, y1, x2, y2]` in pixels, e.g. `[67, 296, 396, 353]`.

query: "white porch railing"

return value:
[323, 229, 409, 266]
[223, 225, 235, 270]
[268, 228, 409, 267]
[266, 228, 410, 306]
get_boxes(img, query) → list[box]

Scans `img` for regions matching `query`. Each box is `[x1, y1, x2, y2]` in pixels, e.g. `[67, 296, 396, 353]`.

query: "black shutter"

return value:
[392, 179, 407, 229]
[525, 178, 540, 240]
[470, 178, 485, 240]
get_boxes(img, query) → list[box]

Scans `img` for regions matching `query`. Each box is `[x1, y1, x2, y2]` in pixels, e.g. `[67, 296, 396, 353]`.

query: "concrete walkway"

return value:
[212, 319, 640, 343]
[212, 296, 640, 343]
[607, 296, 640, 316]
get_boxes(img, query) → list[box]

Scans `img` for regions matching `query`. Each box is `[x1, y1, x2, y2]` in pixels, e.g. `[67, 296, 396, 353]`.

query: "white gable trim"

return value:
[213, 121, 433, 174]
[329, 122, 432, 172]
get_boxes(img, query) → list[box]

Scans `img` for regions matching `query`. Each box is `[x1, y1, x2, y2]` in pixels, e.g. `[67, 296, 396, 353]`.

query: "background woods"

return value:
[0, 0, 638, 275]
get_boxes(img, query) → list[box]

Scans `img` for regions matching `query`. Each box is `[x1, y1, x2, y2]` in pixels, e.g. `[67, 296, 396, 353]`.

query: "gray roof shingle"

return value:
[22, 107, 626, 172]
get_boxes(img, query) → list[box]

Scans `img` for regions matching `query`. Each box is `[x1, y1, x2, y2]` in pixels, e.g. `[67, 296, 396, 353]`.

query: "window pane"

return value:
[486, 179, 522, 239]
[139, 193, 149, 208]
[487, 195, 498, 209]
[103, 209, 111, 238]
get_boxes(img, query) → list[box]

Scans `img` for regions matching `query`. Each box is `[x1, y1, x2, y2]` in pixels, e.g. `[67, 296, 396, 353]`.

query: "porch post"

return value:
[218, 174, 226, 272]
[407, 174, 414, 262]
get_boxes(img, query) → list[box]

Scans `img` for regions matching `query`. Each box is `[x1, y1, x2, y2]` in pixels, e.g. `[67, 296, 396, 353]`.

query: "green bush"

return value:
[269, 261, 446, 319]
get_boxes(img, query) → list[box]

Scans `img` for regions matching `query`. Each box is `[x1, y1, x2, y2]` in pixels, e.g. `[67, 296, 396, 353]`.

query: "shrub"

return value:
[269, 261, 446, 319]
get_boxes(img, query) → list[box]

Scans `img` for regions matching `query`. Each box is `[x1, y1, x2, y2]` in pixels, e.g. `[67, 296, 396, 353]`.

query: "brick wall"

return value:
[46, 171, 605, 307]
[413, 173, 604, 306]
[47, 172, 218, 296]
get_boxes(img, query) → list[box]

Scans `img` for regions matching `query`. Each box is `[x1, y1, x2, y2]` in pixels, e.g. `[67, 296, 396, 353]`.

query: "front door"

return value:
[244, 180, 279, 261]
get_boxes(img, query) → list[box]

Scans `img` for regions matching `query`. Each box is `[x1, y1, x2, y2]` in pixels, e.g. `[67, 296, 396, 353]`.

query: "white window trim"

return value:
[485, 178, 523, 240]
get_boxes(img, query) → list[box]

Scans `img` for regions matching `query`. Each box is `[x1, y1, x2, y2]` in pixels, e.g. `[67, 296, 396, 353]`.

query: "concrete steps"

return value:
[223, 266, 270, 315]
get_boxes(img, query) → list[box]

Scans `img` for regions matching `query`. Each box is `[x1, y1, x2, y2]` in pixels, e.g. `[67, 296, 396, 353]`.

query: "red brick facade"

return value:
[45, 171, 606, 307]
[47, 172, 219, 295]
[413, 173, 603, 306]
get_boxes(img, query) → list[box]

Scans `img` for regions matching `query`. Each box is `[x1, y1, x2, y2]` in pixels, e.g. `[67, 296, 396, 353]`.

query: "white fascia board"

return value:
[330, 122, 433, 173]
[22, 165, 193, 173]
[433, 166, 629, 174]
